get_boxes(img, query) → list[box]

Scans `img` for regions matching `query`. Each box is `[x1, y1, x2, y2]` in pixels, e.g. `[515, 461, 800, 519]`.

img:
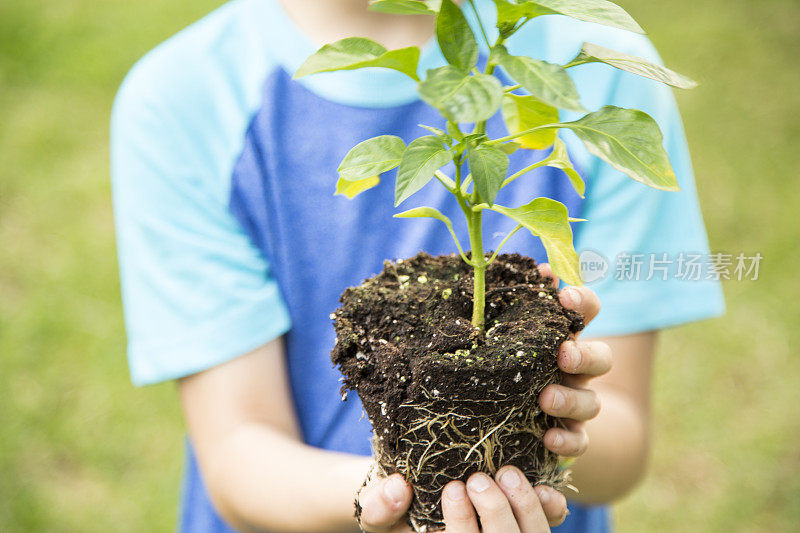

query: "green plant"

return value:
[296, 0, 695, 332]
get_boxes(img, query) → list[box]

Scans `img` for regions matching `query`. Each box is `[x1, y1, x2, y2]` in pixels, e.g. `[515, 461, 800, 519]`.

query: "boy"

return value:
[111, 0, 724, 531]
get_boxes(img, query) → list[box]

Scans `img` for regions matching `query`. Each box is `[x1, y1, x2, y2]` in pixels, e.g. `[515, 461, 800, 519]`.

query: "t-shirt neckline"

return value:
[260, 0, 449, 108]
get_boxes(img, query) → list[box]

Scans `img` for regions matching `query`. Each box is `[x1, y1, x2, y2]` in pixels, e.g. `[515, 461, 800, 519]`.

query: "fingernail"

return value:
[552, 390, 565, 410]
[562, 288, 582, 307]
[552, 432, 564, 448]
[568, 343, 582, 371]
[536, 486, 551, 504]
[499, 468, 521, 488]
[444, 482, 466, 501]
[468, 474, 491, 493]
[383, 476, 407, 504]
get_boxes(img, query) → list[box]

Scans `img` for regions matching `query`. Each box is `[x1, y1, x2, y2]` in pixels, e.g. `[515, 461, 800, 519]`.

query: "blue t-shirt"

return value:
[111, 1, 724, 531]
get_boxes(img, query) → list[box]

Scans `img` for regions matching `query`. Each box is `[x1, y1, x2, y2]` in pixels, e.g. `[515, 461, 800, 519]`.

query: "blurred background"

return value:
[0, 0, 797, 531]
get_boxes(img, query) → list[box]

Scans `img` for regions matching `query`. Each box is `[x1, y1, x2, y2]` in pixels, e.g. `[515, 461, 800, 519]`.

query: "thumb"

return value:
[357, 474, 412, 532]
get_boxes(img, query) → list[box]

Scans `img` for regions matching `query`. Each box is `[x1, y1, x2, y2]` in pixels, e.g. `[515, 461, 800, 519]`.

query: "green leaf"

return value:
[436, 0, 478, 71]
[494, 0, 528, 27]
[560, 105, 679, 190]
[336, 176, 381, 199]
[494, 47, 585, 112]
[419, 66, 504, 122]
[369, 0, 441, 14]
[498, 141, 522, 154]
[295, 37, 420, 81]
[540, 137, 585, 197]
[337, 135, 406, 180]
[501, 94, 559, 149]
[567, 42, 698, 89]
[491, 198, 583, 285]
[495, 0, 644, 34]
[446, 121, 464, 141]
[394, 206, 454, 227]
[467, 144, 509, 206]
[394, 206, 470, 262]
[418, 124, 451, 144]
[395, 136, 454, 205]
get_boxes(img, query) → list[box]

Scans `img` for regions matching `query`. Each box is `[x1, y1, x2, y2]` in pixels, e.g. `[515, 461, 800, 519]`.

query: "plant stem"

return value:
[487, 224, 522, 265]
[460, 174, 473, 194]
[468, 0, 491, 49]
[501, 159, 548, 187]
[468, 208, 486, 331]
[474, 35, 505, 135]
[486, 123, 560, 146]
[434, 170, 457, 191]
[460, 7, 506, 332]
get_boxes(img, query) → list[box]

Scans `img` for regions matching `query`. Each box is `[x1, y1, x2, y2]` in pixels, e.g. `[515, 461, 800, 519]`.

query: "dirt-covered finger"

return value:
[558, 286, 601, 326]
[466, 473, 521, 533]
[494, 467, 551, 533]
[533, 485, 568, 527]
[536, 263, 559, 288]
[558, 340, 612, 377]
[539, 384, 601, 421]
[441, 481, 480, 533]
[358, 474, 413, 532]
[544, 425, 589, 457]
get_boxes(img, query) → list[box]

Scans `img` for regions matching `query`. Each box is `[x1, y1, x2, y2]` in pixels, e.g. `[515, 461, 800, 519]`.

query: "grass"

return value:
[0, 0, 797, 531]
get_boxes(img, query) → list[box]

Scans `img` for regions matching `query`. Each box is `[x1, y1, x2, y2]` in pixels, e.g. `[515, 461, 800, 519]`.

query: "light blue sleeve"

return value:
[110, 5, 291, 385]
[565, 36, 726, 337]
[504, 16, 725, 336]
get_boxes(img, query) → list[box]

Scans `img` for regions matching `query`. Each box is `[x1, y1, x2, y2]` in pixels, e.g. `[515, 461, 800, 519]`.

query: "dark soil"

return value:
[331, 252, 584, 532]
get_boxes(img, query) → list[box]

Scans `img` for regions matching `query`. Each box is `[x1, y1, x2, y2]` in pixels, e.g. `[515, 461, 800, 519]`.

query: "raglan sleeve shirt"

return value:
[111, 51, 291, 386]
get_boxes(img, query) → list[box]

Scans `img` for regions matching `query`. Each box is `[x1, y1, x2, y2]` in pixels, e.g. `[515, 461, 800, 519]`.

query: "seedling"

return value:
[297, 0, 693, 333]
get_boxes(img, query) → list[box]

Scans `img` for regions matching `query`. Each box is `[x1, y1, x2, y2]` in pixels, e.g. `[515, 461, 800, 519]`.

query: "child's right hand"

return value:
[357, 466, 566, 532]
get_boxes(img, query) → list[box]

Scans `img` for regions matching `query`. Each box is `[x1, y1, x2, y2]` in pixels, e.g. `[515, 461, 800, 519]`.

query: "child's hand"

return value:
[537, 265, 612, 462]
[357, 467, 563, 532]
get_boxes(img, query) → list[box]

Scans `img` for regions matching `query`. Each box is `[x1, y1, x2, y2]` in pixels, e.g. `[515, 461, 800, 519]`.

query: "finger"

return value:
[533, 485, 569, 528]
[540, 384, 601, 421]
[441, 481, 480, 533]
[537, 263, 559, 289]
[358, 474, 412, 532]
[466, 473, 521, 533]
[559, 286, 601, 326]
[558, 340, 613, 377]
[495, 466, 551, 533]
[544, 423, 590, 458]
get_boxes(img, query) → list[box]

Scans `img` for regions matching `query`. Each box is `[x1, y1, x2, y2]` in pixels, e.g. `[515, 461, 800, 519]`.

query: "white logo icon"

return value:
[579, 250, 609, 284]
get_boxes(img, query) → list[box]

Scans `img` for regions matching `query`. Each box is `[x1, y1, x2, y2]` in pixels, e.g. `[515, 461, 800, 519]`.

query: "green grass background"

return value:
[0, 0, 797, 531]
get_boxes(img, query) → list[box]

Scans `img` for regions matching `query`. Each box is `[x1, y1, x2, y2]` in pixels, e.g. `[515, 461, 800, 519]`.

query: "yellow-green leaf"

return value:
[295, 37, 420, 81]
[495, 46, 585, 112]
[419, 66, 504, 122]
[369, 0, 441, 14]
[491, 198, 583, 285]
[394, 206, 453, 227]
[498, 141, 522, 154]
[335, 176, 381, 199]
[501, 94, 559, 150]
[540, 137, 585, 197]
[560, 105, 679, 191]
[395, 136, 454, 205]
[494, 0, 644, 34]
[436, 0, 478, 71]
[394, 206, 469, 261]
[567, 42, 697, 89]
[338, 135, 406, 181]
[467, 144, 509, 206]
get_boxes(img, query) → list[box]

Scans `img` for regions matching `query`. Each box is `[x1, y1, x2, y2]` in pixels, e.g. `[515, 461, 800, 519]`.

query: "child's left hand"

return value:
[537, 267, 612, 460]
